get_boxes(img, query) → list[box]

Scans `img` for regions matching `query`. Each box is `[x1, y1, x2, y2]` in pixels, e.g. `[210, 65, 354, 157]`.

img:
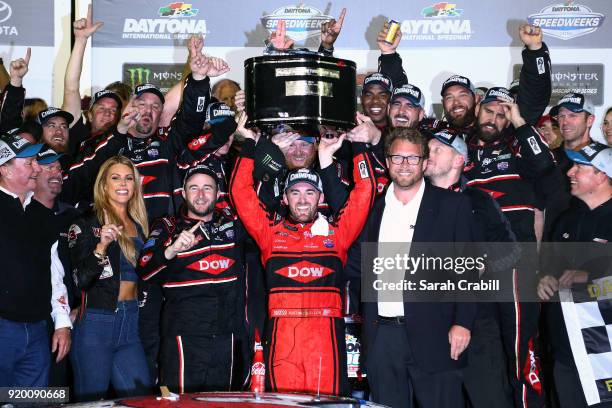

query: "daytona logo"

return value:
[275, 261, 333, 283]
[186, 254, 235, 275]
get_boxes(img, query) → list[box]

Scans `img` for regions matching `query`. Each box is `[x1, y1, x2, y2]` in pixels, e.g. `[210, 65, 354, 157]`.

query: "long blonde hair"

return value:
[93, 156, 149, 267]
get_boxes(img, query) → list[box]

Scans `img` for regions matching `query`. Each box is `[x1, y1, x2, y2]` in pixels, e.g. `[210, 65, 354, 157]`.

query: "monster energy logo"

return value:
[127, 68, 152, 88]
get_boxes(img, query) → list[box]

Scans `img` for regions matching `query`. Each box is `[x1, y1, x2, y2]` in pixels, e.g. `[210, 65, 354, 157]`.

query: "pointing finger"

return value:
[189, 221, 202, 233]
[24, 47, 31, 65]
[87, 3, 93, 24]
[336, 8, 346, 28]
[103, 209, 110, 225]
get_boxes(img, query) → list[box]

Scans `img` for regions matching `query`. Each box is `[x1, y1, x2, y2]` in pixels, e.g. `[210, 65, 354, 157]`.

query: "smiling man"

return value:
[36, 108, 75, 154]
[361, 72, 392, 129]
[137, 165, 248, 393]
[231, 127, 376, 395]
[0, 133, 71, 388]
[388, 84, 426, 130]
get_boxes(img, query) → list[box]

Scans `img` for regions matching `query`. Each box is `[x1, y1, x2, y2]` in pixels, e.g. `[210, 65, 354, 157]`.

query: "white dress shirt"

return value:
[377, 179, 426, 317]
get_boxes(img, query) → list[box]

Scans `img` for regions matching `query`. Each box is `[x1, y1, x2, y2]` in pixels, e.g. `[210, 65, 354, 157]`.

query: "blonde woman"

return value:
[67, 156, 151, 401]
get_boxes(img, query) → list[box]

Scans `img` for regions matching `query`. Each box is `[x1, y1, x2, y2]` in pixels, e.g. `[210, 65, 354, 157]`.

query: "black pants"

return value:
[138, 281, 163, 384]
[367, 321, 464, 408]
[160, 333, 235, 394]
[463, 315, 513, 408]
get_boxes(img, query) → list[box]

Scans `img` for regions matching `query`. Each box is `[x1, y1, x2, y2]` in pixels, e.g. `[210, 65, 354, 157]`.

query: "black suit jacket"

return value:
[345, 181, 477, 373]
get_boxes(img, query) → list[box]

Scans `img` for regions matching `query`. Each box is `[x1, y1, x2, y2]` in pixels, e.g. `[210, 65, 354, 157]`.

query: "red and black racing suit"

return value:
[136, 208, 249, 393]
[230, 139, 376, 395]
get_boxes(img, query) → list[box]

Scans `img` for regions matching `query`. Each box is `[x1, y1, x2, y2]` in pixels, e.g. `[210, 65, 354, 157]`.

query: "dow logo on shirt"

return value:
[276, 261, 333, 283]
[186, 254, 235, 275]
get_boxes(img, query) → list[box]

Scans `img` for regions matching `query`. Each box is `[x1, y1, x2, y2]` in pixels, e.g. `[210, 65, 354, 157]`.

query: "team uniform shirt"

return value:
[61, 74, 212, 221]
[230, 138, 376, 395]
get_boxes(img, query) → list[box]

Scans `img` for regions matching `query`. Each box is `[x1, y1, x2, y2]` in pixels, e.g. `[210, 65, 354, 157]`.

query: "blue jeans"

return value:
[70, 300, 152, 401]
[0, 318, 50, 387]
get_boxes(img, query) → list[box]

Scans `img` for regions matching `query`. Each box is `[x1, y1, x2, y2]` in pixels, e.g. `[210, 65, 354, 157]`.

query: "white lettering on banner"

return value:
[401, 19, 472, 41]
[0, 25, 16, 35]
[123, 18, 206, 37]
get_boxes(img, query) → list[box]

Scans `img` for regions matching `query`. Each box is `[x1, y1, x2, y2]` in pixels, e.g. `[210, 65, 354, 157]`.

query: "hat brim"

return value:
[92, 93, 123, 111]
[390, 95, 422, 108]
[37, 152, 64, 165]
[556, 103, 588, 114]
[136, 89, 165, 105]
[16, 143, 44, 159]
[40, 111, 74, 125]
[441, 82, 474, 97]
[284, 179, 322, 193]
[362, 81, 392, 93]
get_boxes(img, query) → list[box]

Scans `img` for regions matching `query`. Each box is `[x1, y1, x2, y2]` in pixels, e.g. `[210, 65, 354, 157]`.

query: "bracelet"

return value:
[93, 250, 106, 260]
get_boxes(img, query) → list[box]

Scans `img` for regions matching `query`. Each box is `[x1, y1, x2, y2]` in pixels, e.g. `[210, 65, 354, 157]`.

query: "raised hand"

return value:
[189, 34, 230, 80]
[165, 221, 202, 259]
[320, 8, 346, 49]
[347, 112, 382, 145]
[519, 23, 543, 51]
[117, 95, 140, 134]
[377, 21, 402, 55]
[271, 131, 300, 155]
[235, 111, 259, 142]
[500, 101, 526, 129]
[99, 209, 123, 250]
[318, 133, 346, 169]
[73, 3, 104, 40]
[269, 20, 294, 50]
[235, 89, 246, 113]
[9, 47, 31, 86]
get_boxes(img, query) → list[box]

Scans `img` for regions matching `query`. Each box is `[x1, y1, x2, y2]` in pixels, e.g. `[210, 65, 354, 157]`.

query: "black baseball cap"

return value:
[206, 101, 235, 124]
[37, 146, 64, 165]
[183, 165, 219, 188]
[284, 168, 323, 193]
[90, 89, 123, 111]
[134, 84, 165, 105]
[391, 84, 425, 109]
[480, 87, 515, 105]
[362, 72, 393, 94]
[36, 107, 74, 126]
[553, 92, 594, 116]
[440, 75, 476, 96]
[566, 142, 612, 178]
[0, 133, 43, 165]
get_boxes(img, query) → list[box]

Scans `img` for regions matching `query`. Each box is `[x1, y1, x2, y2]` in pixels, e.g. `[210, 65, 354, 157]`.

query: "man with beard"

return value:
[137, 165, 248, 393]
[230, 126, 376, 395]
[345, 128, 476, 408]
[378, 23, 550, 134]
[464, 87, 555, 407]
[36, 108, 74, 156]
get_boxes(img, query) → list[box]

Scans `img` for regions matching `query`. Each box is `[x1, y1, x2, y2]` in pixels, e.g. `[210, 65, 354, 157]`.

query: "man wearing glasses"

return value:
[346, 127, 476, 408]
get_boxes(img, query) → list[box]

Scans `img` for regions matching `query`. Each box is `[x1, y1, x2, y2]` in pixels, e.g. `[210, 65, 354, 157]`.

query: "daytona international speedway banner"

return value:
[92, 0, 612, 48]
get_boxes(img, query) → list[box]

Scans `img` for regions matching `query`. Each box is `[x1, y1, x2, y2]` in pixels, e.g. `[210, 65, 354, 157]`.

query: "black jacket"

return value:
[345, 182, 477, 373]
[136, 208, 248, 338]
[61, 74, 211, 221]
[67, 211, 135, 312]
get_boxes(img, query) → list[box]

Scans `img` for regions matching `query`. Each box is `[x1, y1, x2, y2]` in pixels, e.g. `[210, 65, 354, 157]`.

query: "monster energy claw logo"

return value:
[127, 68, 152, 88]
